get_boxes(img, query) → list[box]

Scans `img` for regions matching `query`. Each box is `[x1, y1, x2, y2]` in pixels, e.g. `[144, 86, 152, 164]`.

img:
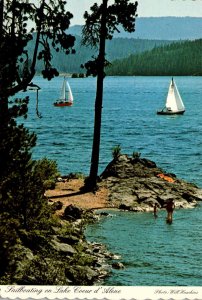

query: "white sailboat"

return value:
[157, 78, 185, 115]
[54, 77, 73, 107]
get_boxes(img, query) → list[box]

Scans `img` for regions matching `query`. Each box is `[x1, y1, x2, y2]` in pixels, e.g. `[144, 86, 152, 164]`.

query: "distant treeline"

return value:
[106, 39, 202, 76]
[26, 34, 174, 74]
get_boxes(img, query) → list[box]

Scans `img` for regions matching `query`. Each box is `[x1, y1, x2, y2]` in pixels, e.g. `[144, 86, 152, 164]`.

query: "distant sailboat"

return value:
[157, 78, 185, 115]
[54, 77, 73, 107]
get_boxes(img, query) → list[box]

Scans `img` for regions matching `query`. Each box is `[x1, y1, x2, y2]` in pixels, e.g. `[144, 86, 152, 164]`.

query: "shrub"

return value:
[112, 145, 121, 159]
[132, 151, 141, 159]
[33, 158, 60, 186]
[43, 179, 56, 190]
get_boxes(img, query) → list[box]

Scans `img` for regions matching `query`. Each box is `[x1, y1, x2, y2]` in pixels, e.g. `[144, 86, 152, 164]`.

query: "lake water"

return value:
[21, 75, 202, 187]
[19, 75, 202, 286]
[86, 206, 202, 286]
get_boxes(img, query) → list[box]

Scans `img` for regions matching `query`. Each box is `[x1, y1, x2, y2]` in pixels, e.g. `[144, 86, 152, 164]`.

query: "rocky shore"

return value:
[45, 154, 202, 284]
[0, 203, 119, 285]
[99, 154, 202, 211]
[3, 154, 202, 285]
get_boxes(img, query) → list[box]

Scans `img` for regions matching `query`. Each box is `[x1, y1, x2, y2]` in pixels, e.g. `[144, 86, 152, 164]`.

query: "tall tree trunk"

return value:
[87, 0, 107, 190]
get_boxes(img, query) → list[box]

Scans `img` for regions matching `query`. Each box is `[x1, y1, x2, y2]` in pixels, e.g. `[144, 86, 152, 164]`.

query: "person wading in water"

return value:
[153, 203, 158, 218]
[166, 200, 175, 224]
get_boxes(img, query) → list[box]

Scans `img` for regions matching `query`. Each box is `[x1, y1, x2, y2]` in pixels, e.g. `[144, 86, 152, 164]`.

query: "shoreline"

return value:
[47, 154, 202, 214]
[28, 154, 202, 285]
[46, 178, 109, 212]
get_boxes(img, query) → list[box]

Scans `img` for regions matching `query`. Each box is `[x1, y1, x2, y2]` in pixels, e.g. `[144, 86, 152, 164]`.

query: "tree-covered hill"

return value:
[28, 35, 174, 74]
[106, 39, 202, 76]
[68, 17, 202, 40]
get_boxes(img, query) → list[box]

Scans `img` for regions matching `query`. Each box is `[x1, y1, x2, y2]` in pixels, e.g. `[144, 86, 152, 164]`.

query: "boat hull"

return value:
[54, 102, 73, 107]
[157, 110, 185, 115]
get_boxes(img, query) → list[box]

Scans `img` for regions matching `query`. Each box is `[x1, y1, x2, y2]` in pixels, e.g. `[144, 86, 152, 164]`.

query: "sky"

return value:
[67, 0, 202, 25]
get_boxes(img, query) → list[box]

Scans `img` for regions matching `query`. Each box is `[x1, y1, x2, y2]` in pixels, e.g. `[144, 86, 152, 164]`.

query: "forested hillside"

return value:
[106, 39, 202, 76]
[68, 17, 202, 40]
[29, 35, 173, 74]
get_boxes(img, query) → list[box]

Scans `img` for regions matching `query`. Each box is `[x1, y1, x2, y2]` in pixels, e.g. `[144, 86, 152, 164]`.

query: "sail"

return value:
[165, 79, 185, 112]
[66, 81, 74, 103]
[58, 78, 74, 103]
[59, 79, 66, 101]
[173, 82, 185, 111]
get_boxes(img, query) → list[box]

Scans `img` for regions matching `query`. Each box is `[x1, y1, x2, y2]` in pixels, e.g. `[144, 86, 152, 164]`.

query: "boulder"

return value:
[51, 239, 76, 255]
[63, 204, 83, 220]
[65, 265, 98, 285]
[57, 235, 80, 245]
[51, 200, 63, 211]
[112, 262, 125, 269]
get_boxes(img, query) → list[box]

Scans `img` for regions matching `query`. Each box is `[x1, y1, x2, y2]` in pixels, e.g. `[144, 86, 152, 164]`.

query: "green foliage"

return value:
[0, 0, 75, 97]
[67, 172, 85, 180]
[43, 179, 56, 190]
[33, 157, 60, 189]
[0, 122, 58, 230]
[71, 250, 95, 267]
[106, 39, 202, 76]
[112, 145, 122, 159]
[20, 257, 69, 285]
[132, 151, 141, 159]
[0, 214, 21, 276]
[0, 0, 75, 231]
[31, 35, 173, 74]
[82, 0, 138, 48]
[81, 0, 138, 77]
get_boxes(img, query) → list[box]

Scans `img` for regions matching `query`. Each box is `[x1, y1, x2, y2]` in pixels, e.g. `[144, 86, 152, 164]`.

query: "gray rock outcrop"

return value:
[100, 154, 202, 211]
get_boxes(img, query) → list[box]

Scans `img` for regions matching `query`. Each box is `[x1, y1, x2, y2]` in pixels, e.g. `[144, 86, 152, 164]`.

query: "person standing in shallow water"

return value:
[166, 200, 175, 223]
[153, 203, 158, 218]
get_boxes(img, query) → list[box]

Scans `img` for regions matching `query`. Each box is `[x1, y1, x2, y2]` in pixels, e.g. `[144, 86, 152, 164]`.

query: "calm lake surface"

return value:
[86, 206, 202, 286]
[19, 76, 202, 286]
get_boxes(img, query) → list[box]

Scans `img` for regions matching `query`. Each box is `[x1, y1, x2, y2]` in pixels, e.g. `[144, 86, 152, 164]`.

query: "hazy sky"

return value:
[67, 0, 202, 25]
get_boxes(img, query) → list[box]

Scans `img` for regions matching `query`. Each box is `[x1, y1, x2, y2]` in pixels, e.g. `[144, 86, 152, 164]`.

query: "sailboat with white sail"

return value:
[157, 78, 185, 115]
[54, 77, 74, 107]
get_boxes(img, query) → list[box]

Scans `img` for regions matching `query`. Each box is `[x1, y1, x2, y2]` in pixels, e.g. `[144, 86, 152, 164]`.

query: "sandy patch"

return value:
[46, 179, 109, 210]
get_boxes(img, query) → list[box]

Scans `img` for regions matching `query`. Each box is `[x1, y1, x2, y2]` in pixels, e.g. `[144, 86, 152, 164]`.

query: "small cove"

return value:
[85, 206, 202, 286]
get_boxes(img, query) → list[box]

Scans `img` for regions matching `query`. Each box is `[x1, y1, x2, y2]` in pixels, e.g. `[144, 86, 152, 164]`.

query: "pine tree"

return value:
[81, 0, 138, 190]
[0, 0, 75, 228]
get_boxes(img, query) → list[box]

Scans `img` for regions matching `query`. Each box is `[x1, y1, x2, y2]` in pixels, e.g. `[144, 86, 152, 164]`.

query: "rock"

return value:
[140, 158, 157, 168]
[112, 262, 125, 269]
[57, 235, 80, 245]
[65, 266, 98, 285]
[63, 204, 83, 220]
[99, 212, 109, 216]
[100, 154, 202, 211]
[51, 200, 63, 211]
[51, 239, 76, 255]
[0, 210, 110, 286]
[182, 192, 202, 202]
[175, 199, 198, 209]
[119, 204, 132, 211]
[57, 177, 64, 182]
[142, 198, 158, 207]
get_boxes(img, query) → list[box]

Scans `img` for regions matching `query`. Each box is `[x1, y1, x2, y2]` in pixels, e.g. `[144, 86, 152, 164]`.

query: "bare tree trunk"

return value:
[87, 0, 108, 190]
